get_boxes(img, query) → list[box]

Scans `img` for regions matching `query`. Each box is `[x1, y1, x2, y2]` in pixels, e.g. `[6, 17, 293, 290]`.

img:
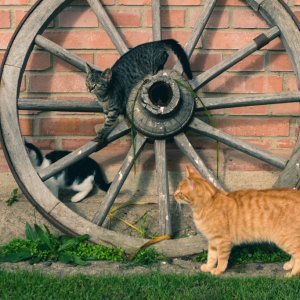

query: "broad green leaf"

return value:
[58, 239, 79, 252]
[25, 223, 37, 241]
[34, 224, 54, 251]
[0, 250, 32, 262]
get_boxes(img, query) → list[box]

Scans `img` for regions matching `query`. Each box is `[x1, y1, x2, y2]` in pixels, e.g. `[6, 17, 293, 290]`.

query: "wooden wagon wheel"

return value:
[1, 0, 300, 257]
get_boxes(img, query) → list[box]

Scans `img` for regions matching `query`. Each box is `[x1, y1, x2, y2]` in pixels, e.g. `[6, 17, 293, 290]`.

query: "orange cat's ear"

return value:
[186, 165, 197, 178]
[187, 178, 196, 191]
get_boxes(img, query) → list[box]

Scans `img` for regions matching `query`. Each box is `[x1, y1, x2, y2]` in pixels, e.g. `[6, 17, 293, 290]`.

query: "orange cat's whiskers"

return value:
[174, 165, 300, 277]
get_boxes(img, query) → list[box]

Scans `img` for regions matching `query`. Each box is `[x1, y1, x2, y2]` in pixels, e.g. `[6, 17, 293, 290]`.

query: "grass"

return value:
[195, 243, 290, 266]
[1, 270, 300, 299]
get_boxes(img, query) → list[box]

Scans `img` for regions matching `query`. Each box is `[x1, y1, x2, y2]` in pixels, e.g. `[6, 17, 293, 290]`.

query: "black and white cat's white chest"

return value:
[25, 142, 110, 202]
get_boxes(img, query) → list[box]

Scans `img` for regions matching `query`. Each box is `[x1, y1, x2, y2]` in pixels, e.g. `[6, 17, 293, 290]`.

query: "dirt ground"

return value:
[0, 171, 288, 278]
[0, 260, 286, 278]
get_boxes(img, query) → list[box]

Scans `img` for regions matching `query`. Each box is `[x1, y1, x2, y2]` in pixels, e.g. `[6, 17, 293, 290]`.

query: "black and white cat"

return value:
[25, 142, 110, 202]
[86, 39, 193, 143]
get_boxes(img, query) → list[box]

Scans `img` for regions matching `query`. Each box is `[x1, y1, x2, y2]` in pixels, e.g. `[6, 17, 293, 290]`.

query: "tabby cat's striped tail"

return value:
[163, 39, 193, 79]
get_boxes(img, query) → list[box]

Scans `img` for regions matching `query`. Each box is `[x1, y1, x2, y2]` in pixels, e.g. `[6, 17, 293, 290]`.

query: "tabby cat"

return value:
[86, 39, 193, 143]
[25, 142, 110, 202]
[174, 166, 300, 277]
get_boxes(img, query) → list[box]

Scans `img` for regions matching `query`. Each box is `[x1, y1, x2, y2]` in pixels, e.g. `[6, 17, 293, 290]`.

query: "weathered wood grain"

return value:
[92, 134, 148, 226]
[87, 0, 128, 55]
[174, 133, 225, 191]
[191, 26, 280, 91]
[152, 0, 161, 41]
[195, 93, 300, 112]
[155, 139, 172, 235]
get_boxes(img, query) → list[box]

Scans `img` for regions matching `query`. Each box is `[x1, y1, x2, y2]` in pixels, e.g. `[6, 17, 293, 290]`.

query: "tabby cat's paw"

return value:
[93, 136, 107, 151]
[200, 264, 212, 273]
[210, 268, 224, 276]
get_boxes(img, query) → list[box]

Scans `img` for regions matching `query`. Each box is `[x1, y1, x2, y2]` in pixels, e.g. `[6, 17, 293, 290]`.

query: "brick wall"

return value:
[0, 0, 299, 187]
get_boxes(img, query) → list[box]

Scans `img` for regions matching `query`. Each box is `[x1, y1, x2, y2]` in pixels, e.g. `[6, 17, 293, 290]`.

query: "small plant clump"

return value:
[131, 247, 167, 265]
[6, 188, 19, 206]
[0, 223, 166, 266]
[194, 244, 290, 265]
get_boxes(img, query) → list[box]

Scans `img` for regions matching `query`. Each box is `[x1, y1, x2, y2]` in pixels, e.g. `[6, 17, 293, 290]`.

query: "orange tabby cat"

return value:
[174, 166, 300, 277]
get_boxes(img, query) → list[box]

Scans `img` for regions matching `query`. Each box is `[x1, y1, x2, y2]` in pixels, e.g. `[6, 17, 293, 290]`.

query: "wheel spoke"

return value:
[154, 139, 172, 235]
[18, 99, 103, 113]
[152, 0, 161, 41]
[173, 0, 217, 73]
[35, 35, 97, 72]
[174, 133, 225, 191]
[87, 0, 128, 55]
[196, 92, 300, 111]
[189, 117, 287, 169]
[92, 134, 148, 225]
[190, 26, 280, 91]
[39, 121, 130, 181]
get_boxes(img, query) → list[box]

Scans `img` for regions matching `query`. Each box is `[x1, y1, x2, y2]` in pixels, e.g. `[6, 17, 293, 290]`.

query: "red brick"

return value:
[145, 9, 185, 27]
[287, 76, 298, 92]
[190, 52, 222, 71]
[161, 0, 201, 5]
[204, 74, 282, 94]
[29, 74, 86, 93]
[187, 10, 229, 28]
[95, 52, 120, 69]
[72, 0, 114, 4]
[61, 138, 93, 150]
[44, 30, 115, 50]
[38, 117, 104, 136]
[20, 76, 26, 92]
[205, 30, 284, 51]
[119, 0, 150, 4]
[0, 151, 10, 173]
[275, 139, 296, 150]
[224, 54, 265, 72]
[269, 53, 293, 72]
[26, 52, 51, 71]
[123, 30, 152, 47]
[226, 105, 269, 115]
[19, 118, 33, 136]
[0, 11, 10, 28]
[216, 118, 290, 137]
[217, 0, 246, 6]
[270, 103, 300, 116]
[0, 52, 4, 65]
[108, 9, 142, 27]
[0, 32, 12, 50]
[226, 150, 275, 172]
[232, 10, 268, 28]
[54, 53, 93, 72]
[58, 9, 99, 28]
[0, 0, 30, 4]
[162, 30, 196, 47]
[14, 9, 27, 26]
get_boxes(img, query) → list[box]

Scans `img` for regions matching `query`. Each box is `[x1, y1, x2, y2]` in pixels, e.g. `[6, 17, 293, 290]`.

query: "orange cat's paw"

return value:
[210, 268, 224, 276]
[200, 264, 212, 273]
[285, 272, 293, 278]
[283, 261, 294, 271]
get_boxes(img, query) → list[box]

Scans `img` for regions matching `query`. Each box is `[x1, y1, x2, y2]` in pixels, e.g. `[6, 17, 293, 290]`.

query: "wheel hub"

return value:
[126, 69, 195, 138]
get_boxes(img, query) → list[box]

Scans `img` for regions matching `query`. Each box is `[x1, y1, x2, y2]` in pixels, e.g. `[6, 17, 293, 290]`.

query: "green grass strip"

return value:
[0, 270, 300, 300]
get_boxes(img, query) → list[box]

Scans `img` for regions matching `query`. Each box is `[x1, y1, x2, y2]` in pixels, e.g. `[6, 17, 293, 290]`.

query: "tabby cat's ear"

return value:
[85, 62, 94, 74]
[102, 68, 112, 82]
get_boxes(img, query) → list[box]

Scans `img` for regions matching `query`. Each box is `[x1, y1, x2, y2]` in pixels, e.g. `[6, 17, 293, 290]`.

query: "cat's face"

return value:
[174, 166, 217, 207]
[85, 64, 112, 101]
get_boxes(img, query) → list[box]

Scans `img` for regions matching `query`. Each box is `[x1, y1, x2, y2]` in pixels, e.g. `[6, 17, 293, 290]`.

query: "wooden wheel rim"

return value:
[0, 0, 300, 256]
